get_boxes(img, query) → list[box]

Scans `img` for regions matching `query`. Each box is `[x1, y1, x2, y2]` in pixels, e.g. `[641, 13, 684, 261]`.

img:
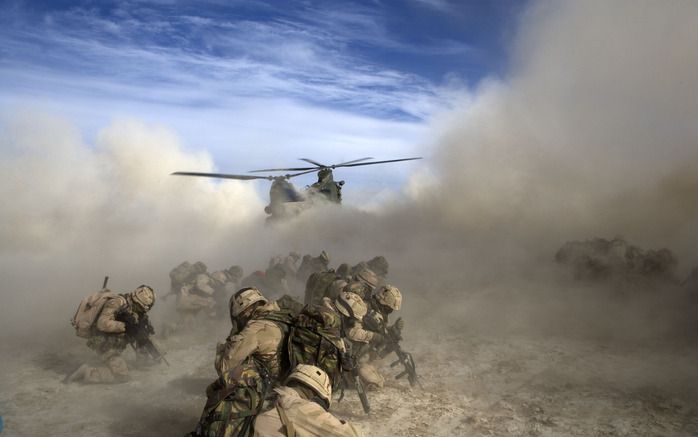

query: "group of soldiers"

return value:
[66, 251, 415, 436]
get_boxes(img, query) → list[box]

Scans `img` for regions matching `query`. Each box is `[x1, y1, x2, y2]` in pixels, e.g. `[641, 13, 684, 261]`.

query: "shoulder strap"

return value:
[276, 402, 296, 437]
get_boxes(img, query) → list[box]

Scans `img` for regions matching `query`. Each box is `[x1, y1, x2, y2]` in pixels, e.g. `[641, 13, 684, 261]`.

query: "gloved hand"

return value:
[393, 318, 405, 332]
[121, 312, 140, 339]
[124, 320, 139, 339]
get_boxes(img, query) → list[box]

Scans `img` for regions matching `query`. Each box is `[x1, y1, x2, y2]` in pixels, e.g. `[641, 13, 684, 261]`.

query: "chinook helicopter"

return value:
[172, 157, 421, 220]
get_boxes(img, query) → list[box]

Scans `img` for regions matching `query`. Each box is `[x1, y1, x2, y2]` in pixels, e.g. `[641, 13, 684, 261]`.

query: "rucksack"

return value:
[71, 290, 119, 338]
[169, 261, 199, 285]
[275, 294, 305, 316]
[286, 304, 345, 390]
[189, 362, 270, 437]
[303, 269, 337, 306]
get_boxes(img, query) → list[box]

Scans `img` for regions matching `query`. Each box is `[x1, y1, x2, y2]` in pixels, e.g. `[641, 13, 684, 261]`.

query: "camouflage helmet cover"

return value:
[287, 364, 332, 406]
[335, 291, 368, 321]
[131, 285, 156, 311]
[230, 287, 268, 317]
[193, 261, 208, 274]
[375, 285, 402, 311]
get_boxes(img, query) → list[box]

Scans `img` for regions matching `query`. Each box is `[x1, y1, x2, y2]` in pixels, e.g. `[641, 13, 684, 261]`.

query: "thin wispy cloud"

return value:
[0, 2, 446, 121]
[0, 0, 514, 191]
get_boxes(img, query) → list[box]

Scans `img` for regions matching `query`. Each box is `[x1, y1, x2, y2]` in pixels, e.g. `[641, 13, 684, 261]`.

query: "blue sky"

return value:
[0, 0, 526, 201]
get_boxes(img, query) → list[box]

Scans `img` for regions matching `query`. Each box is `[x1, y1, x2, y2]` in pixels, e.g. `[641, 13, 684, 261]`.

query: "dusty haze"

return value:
[1, 1, 697, 435]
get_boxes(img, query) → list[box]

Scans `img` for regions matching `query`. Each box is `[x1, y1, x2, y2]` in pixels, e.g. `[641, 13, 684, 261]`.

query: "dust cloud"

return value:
[2, 0, 698, 343]
[1, 1, 698, 435]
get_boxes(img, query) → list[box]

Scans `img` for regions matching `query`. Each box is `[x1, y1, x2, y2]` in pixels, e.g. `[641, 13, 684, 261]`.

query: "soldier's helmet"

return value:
[355, 268, 379, 290]
[367, 256, 389, 275]
[286, 364, 332, 407]
[335, 291, 368, 321]
[131, 285, 156, 312]
[193, 261, 208, 274]
[375, 285, 402, 311]
[230, 287, 268, 317]
[289, 251, 301, 261]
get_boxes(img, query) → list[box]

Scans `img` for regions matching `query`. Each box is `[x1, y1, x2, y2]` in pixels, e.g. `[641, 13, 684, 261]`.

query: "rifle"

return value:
[123, 313, 170, 366]
[338, 346, 370, 414]
[376, 317, 422, 389]
[102, 276, 109, 290]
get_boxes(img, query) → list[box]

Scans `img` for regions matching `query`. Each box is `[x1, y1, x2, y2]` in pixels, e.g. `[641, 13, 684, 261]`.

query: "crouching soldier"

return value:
[333, 291, 386, 390]
[254, 364, 364, 437]
[215, 287, 293, 380]
[66, 285, 156, 383]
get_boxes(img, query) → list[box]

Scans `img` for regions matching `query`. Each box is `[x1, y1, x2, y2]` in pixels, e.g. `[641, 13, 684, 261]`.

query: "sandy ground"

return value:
[1, 314, 697, 437]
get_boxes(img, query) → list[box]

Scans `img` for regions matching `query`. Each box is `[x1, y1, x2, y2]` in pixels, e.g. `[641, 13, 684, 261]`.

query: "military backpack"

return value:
[71, 290, 119, 338]
[286, 304, 345, 390]
[303, 269, 337, 306]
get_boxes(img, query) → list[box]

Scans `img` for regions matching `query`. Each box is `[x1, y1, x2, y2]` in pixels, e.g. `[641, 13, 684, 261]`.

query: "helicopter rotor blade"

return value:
[249, 157, 422, 173]
[171, 171, 274, 181]
[334, 157, 422, 168]
[285, 169, 318, 178]
[249, 166, 317, 173]
[332, 157, 374, 167]
[299, 158, 326, 167]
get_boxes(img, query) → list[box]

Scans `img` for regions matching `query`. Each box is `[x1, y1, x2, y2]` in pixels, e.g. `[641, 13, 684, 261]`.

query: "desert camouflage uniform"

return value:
[215, 301, 290, 380]
[321, 293, 384, 389]
[177, 272, 217, 323]
[254, 386, 364, 437]
[344, 309, 386, 389]
[68, 287, 155, 383]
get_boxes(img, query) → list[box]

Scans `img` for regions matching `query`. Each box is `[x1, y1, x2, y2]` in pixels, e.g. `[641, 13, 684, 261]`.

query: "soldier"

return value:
[368, 284, 402, 330]
[343, 268, 379, 301]
[66, 285, 156, 384]
[361, 285, 407, 389]
[332, 291, 387, 390]
[296, 251, 330, 285]
[254, 364, 364, 437]
[177, 270, 217, 325]
[215, 287, 292, 380]
[169, 261, 207, 295]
